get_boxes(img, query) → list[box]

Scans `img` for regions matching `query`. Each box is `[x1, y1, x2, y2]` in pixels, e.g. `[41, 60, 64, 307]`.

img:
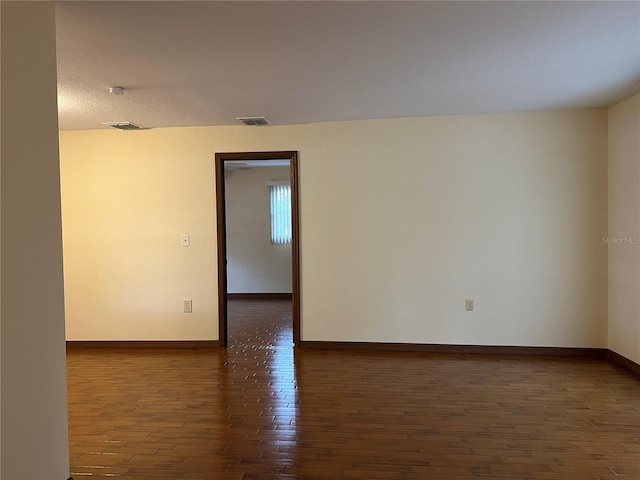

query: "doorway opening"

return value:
[215, 151, 300, 348]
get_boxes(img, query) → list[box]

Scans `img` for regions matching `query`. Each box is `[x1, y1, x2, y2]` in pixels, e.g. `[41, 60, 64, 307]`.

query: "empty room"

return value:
[1, 1, 638, 480]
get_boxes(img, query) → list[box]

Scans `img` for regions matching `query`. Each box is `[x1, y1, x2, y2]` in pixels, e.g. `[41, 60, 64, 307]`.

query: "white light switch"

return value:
[183, 300, 192, 313]
[181, 234, 190, 247]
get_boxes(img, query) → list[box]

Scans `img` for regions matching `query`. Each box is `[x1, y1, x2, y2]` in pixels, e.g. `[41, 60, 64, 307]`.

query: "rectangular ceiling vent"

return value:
[235, 117, 269, 126]
[103, 122, 143, 130]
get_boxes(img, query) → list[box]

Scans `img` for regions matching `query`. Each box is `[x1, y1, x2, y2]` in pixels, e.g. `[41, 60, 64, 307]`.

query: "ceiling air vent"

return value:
[235, 117, 269, 126]
[103, 122, 143, 130]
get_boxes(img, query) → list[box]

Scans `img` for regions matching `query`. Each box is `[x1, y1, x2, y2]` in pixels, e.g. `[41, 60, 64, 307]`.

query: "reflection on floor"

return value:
[67, 299, 640, 479]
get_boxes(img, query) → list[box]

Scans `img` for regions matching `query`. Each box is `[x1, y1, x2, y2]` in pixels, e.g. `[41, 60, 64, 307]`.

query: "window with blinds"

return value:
[268, 181, 292, 245]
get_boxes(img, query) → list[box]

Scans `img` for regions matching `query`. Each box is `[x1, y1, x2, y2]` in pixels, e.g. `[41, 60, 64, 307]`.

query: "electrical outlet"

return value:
[465, 299, 474, 311]
[183, 299, 193, 313]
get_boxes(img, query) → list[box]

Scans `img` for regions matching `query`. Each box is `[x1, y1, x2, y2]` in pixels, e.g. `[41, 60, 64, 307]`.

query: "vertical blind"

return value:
[268, 182, 292, 245]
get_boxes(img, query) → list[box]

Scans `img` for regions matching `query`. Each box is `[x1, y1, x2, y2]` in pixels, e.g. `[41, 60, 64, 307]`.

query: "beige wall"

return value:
[226, 166, 292, 293]
[60, 108, 608, 348]
[60, 128, 219, 340]
[608, 93, 640, 364]
[1, 2, 70, 478]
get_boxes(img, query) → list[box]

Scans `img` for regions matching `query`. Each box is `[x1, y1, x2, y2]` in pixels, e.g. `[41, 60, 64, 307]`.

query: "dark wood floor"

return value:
[67, 299, 640, 479]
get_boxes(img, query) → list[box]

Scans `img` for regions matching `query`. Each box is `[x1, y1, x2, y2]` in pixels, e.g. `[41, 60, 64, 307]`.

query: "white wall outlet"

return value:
[183, 299, 192, 313]
[465, 299, 474, 311]
[181, 234, 190, 247]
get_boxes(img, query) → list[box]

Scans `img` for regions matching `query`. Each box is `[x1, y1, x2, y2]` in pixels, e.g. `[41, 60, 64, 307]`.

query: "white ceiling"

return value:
[55, 1, 640, 131]
[225, 160, 291, 168]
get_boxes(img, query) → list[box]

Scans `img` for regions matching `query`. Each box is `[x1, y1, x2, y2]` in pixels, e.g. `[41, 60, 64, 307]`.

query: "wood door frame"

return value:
[215, 151, 301, 347]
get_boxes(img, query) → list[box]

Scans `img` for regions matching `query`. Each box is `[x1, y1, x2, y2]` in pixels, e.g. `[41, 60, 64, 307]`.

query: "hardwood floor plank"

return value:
[67, 299, 640, 479]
